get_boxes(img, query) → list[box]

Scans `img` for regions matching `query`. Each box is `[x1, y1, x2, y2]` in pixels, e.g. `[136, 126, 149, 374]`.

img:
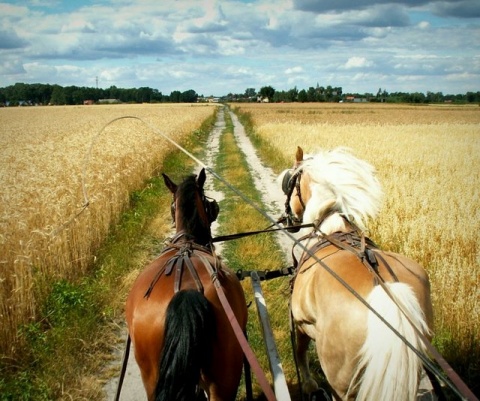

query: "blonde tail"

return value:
[349, 283, 430, 401]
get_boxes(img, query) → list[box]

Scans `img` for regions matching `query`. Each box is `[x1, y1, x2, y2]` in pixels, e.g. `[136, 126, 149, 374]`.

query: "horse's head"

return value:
[280, 146, 311, 233]
[162, 168, 219, 244]
[280, 146, 383, 235]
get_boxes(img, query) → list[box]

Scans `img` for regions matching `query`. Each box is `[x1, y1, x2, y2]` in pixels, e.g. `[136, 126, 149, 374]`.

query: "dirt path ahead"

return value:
[104, 106, 287, 400]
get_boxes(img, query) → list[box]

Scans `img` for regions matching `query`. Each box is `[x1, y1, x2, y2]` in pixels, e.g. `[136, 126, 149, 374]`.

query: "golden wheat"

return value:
[232, 102, 480, 363]
[0, 104, 216, 358]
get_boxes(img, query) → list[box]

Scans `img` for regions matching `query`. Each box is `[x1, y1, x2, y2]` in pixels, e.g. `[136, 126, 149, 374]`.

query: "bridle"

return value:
[282, 168, 306, 232]
[170, 191, 219, 226]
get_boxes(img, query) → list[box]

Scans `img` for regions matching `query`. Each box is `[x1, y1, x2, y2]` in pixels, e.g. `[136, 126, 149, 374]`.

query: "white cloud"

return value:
[0, 0, 478, 95]
[285, 66, 304, 74]
[344, 57, 374, 69]
[418, 21, 430, 29]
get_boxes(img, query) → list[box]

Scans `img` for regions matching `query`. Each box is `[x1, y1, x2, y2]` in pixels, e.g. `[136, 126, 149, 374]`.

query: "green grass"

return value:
[213, 108, 306, 400]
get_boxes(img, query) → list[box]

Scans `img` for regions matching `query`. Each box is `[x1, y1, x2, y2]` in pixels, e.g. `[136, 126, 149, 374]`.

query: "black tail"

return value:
[155, 289, 214, 401]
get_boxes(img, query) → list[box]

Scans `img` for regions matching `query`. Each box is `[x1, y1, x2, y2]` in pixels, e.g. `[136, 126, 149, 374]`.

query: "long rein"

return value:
[77, 115, 474, 401]
[211, 215, 314, 244]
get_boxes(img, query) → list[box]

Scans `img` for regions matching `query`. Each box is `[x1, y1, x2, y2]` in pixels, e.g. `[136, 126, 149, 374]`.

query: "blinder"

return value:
[203, 196, 219, 223]
[282, 169, 294, 195]
[170, 195, 219, 224]
[282, 169, 304, 233]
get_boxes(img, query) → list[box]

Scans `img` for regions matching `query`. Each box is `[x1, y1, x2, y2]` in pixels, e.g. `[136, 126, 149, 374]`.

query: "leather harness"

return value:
[141, 232, 278, 401]
[292, 230, 399, 285]
[144, 232, 220, 298]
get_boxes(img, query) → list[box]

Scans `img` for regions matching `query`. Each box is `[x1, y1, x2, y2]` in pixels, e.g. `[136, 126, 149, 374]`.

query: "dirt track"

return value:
[104, 107, 291, 400]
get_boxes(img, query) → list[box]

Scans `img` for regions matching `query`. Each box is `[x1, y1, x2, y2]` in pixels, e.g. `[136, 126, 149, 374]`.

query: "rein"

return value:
[212, 216, 314, 243]
[203, 254, 277, 401]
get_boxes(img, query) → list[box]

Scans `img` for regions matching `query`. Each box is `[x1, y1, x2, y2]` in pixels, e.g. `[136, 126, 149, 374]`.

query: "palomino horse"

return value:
[280, 147, 434, 401]
[126, 169, 248, 401]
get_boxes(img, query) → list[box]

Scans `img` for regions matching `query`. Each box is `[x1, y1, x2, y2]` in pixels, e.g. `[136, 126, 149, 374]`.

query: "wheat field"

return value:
[0, 104, 216, 358]
[233, 102, 480, 379]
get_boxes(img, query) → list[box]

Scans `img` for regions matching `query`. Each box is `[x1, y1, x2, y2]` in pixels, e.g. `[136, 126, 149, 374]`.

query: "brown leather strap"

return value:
[324, 232, 364, 257]
[183, 253, 204, 293]
[197, 253, 277, 401]
[142, 239, 277, 399]
[211, 273, 277, 401]
[114, 333, 131, 401]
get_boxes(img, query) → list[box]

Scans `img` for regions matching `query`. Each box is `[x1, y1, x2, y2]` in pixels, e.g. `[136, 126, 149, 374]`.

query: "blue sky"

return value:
[0, 0, 479, 96]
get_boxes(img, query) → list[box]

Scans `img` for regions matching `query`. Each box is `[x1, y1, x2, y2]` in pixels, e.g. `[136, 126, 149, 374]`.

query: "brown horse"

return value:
[280, 147, 434, 401]
[126, 168, 248, 401]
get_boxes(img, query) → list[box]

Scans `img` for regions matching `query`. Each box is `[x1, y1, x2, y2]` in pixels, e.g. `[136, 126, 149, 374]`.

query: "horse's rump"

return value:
[293, 241, 433, 400]
[127, 248, 247, 401]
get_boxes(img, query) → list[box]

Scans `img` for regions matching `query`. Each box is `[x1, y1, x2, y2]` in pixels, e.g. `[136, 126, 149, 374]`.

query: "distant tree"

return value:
[108, 85, 120, 100]
[317, 86, 325, 101]
[426, 91, 444, 103]
[272, 91, 284, 102]
[169, 90, 181, 102]
[325, 85, 333, 101]
[466, 91, 480, 103]
[287, 86, 298, 102]
[151, 89, 163, 103]
[307, 87, 316, 102]
[135, 87, 152, 103]
[50, 85, 66, 105]
[298, 89, 307, 102]
[180, 89, 198, 103]
[245, 88, 256, 99]
[259, 86, 275, 102]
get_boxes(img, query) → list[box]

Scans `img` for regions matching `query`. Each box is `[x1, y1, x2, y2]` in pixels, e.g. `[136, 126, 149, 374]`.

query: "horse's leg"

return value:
[296, 327, 319, 395]
[203, 348, 244, 401]
[132, 338, 159, 401]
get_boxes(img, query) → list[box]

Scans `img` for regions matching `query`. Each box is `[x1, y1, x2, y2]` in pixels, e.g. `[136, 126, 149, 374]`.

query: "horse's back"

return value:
[126, 250, 247, 400]
[293, 244, 432, 323]
[292, 243, 434, 400]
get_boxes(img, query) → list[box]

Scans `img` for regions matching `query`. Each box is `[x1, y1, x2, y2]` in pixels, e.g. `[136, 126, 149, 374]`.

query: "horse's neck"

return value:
[318, 213, 353, 235]
[170, 230, 192, 243]
[174, 221, 212, 246]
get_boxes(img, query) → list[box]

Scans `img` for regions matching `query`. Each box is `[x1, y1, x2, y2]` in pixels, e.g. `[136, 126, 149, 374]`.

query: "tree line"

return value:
[0, 83, 198, 106]
[1, 82, 479, 106]
[229, 85, 480, 104]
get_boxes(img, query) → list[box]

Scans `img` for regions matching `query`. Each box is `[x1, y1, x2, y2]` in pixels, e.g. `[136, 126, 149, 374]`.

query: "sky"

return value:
[0, 0, 479, 96]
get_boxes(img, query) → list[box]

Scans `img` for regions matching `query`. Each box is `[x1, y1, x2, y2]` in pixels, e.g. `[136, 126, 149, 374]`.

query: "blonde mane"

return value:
[298, 147, 383, 232]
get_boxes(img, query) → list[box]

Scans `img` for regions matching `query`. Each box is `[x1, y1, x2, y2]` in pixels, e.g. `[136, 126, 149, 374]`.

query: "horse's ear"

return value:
[296, 146, 304, 163]
[197, 168, 206, 189]
[162, 173, 177, 194]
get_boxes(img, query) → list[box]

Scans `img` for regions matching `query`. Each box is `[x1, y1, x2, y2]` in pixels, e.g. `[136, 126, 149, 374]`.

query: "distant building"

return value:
[257, 96, 269, 103]
[98, 99, 121, 104]
[344, 96, 367, 103]
[83, 100, 94, 105]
